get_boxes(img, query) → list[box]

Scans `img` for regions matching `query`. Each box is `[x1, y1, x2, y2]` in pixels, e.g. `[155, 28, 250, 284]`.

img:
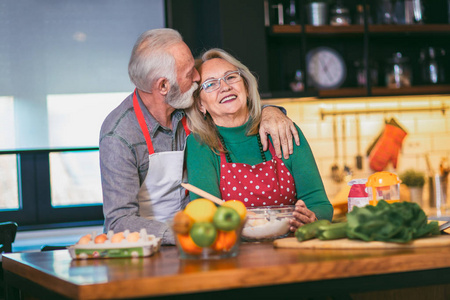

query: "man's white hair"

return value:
[128, 28, 182, 93]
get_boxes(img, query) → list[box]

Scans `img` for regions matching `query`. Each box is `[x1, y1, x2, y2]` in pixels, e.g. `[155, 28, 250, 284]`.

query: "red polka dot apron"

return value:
[219, 141, 297, 207]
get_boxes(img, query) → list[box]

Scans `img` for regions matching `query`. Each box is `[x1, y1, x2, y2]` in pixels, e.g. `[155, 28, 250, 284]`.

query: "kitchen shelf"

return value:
[271, 24, 365, 34]
[266, 23, 450, 98]
[260, 90, 317, 99]
[369, 24, 450, 33]
[316, 85, 450, 98]
[371, 84, 450, 96]
[270, 24, 450, 35]
[271, 24, 302, 34]
[318, 87, 368, 98]
[264, 0, 450, 99]
[305, 25, 364, 34]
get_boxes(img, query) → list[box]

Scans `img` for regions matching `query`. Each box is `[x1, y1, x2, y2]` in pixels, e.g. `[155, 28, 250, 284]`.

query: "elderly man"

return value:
[99, 28, 299, 245]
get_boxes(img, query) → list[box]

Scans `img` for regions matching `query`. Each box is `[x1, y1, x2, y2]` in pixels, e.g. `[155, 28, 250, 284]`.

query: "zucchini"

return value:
[295, 219, 331, 242]
[317, 222, 348, 240]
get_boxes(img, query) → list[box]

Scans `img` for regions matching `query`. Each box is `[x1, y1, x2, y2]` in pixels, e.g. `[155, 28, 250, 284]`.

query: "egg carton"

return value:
[68, 228, 162, 259]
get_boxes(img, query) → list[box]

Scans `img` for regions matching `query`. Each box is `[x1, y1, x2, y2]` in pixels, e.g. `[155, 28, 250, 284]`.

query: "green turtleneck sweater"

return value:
[185, 122, 333, 221]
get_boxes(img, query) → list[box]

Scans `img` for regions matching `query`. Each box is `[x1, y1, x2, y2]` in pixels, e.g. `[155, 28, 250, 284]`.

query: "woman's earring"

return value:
[203, 112, 207, 120]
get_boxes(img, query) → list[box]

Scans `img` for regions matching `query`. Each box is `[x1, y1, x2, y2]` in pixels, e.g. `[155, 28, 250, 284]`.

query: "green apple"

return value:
[213, 206, 241, 231]
[190, 222, 217, 247]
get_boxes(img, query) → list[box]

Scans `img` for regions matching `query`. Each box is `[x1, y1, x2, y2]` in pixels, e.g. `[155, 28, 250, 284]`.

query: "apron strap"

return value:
[181, 116, 190, 135]
[133, 89, 191, 155]
[267, 140, 277, 158]
[133, 89, 155, 154]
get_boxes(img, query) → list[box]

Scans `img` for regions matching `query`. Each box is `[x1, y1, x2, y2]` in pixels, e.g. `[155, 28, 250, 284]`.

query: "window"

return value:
[0, 96, 19, 210]
[47, 93, 128, 148]
[46, 93, 127, 207]
[0, 154, 19, 210]
[50, 151, 102, 207]
[0, 0, 165, 228]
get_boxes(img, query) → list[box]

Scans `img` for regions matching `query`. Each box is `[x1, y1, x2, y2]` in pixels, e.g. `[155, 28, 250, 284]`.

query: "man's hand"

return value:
[259, 106, 299, 159]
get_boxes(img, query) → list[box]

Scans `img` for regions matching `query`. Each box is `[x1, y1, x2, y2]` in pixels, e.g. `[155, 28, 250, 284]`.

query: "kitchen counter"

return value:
[3, 240, 450, 300]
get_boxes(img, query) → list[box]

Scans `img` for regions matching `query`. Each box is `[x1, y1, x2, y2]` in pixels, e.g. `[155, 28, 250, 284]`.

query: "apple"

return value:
[213, 206, 241, 231]
[190, 222, 217, 247]
[223, 200, 247, 221]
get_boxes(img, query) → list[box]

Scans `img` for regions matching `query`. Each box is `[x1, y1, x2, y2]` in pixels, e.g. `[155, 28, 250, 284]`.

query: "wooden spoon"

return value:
[181, 183, 224, 206]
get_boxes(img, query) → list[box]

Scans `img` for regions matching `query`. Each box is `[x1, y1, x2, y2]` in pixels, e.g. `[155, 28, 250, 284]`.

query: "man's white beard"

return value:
[165, 82, 198, 109]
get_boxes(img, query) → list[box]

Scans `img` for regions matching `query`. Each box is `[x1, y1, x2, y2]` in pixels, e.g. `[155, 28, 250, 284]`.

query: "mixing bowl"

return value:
[242, 205, 294, 242]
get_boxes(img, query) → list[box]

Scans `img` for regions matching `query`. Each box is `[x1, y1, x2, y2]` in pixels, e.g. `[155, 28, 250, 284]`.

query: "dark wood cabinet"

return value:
[265, 0, 450, 98]
[166, 0, 450, 99]
[166, 0, 270, 92]
[268, 22, 450, 98]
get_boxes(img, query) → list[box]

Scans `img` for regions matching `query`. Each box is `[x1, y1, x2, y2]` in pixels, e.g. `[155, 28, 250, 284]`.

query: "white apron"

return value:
[133, 90, 190, 222]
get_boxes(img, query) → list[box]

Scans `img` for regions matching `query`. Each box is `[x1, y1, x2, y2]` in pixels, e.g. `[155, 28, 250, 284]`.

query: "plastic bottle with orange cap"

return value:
[366, 171, 402, 205]
[348, 171, 402, 212]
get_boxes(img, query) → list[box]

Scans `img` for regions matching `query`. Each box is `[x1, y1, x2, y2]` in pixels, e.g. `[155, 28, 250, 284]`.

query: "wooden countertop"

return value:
[3, 241, 450, 299]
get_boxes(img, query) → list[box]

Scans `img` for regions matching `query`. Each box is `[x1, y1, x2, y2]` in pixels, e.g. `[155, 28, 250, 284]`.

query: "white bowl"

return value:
[242, 205, 294, 242]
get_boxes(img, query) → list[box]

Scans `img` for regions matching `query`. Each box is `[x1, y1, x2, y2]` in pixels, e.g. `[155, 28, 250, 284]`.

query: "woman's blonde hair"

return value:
[186, 48, 262, 153]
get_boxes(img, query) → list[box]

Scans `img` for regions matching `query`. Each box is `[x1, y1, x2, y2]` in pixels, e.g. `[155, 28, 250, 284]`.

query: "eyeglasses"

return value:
[200, 70, 242, 93]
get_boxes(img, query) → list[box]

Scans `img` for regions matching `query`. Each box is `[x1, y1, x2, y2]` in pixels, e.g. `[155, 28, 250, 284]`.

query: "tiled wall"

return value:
[263, 94, 450, 204]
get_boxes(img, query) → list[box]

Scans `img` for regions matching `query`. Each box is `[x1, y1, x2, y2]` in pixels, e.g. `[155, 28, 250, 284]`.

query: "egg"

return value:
[111, 232, 125, 243]
[77, 234, 92, 245]
[94, 233, 108, 244]
[126, 231, 140, 243]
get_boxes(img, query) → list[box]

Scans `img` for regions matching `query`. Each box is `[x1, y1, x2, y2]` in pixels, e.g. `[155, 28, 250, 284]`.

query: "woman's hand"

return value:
[289, 200, 317, 232]
[259, 106, 299, 159]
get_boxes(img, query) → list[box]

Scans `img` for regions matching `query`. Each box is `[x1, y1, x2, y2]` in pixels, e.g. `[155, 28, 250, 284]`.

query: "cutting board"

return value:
[273, 235, 450, 249]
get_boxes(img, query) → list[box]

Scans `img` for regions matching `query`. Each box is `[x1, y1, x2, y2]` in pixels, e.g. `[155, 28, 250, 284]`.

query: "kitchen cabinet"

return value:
[167, 0, 450, 99]
[264, 0, 450, 98]
[167, 0, 271, 93]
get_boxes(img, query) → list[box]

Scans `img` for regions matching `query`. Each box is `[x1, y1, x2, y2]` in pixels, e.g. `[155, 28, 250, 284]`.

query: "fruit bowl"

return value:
[242, 205, 295, 242]
[174, 223, 244, 259]
[172, 199, 246, 260]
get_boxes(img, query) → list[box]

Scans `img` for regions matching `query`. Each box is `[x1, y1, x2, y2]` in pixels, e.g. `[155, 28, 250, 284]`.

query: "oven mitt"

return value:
[368, 122, 407, 171]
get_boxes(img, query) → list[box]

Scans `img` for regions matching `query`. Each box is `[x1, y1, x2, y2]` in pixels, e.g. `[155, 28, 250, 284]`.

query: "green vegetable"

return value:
[317, 222, 347, 240]
[295, 219, 331, 241]
[347, 200, 440, 243]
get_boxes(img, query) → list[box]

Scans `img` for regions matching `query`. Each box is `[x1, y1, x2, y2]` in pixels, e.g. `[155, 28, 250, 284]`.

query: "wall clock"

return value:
[306, 47, 347, 90]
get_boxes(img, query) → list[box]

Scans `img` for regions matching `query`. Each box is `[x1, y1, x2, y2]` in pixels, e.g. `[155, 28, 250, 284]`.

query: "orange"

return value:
[177, 234, 203, 255]
[184, 198, 217, 223]
[211, 230, 237, 252]
[223, 200, 247, 221]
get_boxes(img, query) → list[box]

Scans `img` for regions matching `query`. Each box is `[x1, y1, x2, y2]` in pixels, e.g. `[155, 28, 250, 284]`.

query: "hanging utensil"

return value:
[355, 115, 363, 170]
[341, 116, 352, 178]
[331, 116, 342, 183]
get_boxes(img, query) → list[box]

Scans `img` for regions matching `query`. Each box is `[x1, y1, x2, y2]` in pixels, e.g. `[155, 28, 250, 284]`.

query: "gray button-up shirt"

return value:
[99, 92, 187, 245]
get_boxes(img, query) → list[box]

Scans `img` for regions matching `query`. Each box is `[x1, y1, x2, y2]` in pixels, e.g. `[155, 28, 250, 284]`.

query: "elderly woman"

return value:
[185, 48, 333, 231]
